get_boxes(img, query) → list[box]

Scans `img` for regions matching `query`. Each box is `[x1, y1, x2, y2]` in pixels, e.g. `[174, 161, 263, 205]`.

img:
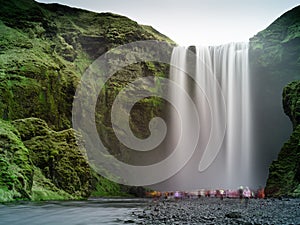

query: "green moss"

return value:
[282, 81, 300, 128]
[0, 0, 176, 201]
[141, 25, 176, 45]
[0, 118, 94, 202]
[0, 0, 175, 132]
[13, 118, 92, 198]
[0, 119, 33, 202]
[31, 168, 74, 201]
[250, 5, 300, 75]
[265, 81, 300, 197]
[90, 170, 130, 197]
[248, 6, 300, 197]
[0, 21, 77, 129]
[0, 187, 21, 202]
[292, 184, 300, 197]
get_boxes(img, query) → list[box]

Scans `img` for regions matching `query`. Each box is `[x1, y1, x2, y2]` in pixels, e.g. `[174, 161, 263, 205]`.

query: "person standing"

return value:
[243, 187, 251, 207]
[238, 186, 243, 203]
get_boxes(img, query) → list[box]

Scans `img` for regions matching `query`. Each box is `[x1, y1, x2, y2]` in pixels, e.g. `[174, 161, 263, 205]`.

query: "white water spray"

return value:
[169, 43, 252, 188]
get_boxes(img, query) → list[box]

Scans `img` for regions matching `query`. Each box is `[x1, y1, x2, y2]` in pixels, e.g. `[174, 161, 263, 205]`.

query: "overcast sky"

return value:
[36, 0, 300, 46]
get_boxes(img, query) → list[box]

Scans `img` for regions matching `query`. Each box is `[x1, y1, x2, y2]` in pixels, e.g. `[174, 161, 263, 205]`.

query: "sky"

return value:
[35, 0, 300, 46]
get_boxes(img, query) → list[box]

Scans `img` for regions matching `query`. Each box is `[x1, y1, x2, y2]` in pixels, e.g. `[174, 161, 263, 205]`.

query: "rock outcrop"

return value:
[0, 0, 174, 202]
[12, 118, 92, 199]
[249, 5, 300, 195]
[250, 5, 300, 73]
[265, 81, 300, 197]
[0, 0, 174, 131]
[0, 118, 90, 201]
[0, 119, 33, 201]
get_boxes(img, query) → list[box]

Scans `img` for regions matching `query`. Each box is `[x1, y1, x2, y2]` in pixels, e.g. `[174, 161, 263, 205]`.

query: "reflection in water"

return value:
[0, 198, 148, 225]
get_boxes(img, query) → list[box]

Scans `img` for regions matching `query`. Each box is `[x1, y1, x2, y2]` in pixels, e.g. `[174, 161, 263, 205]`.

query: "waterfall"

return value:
[168, 43, 252, 189]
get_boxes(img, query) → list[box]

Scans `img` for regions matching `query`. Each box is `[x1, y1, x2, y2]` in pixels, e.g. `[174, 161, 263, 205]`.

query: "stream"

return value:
[0, 198, 148, 225]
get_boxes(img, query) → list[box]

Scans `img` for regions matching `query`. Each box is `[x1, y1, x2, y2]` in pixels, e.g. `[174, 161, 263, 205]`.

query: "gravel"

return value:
[129, 197, 300, 224]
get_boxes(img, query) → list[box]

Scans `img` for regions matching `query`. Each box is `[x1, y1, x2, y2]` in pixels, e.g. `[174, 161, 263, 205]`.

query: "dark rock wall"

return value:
[265, 81, 300, 197]
[249, 5, 300, 191]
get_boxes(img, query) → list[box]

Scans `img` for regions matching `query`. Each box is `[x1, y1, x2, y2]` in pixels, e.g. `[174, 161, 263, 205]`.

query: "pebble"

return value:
[130, 198, 300, 225]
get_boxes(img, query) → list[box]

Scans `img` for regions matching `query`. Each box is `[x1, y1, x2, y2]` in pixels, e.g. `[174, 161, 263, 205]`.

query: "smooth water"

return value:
[0, 198, 148, 225]
[165, 43, 252, 190]
[202, 43, 252, 187]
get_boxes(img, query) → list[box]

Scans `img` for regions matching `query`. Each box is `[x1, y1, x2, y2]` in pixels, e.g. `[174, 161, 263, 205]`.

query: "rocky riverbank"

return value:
[131, 198, 300, 224]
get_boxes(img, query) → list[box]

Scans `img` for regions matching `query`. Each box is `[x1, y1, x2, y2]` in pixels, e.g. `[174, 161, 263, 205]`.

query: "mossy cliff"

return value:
[265, 81, 300, 197]
[250, 5, 300, 73]
[249, 5, 300, 196]
[0, 0, 174, 130]
[1, 0, 298, 200]
[0, 118, 90, 201]
[0, 119, 33, 201]
[0, 0, 174, 202]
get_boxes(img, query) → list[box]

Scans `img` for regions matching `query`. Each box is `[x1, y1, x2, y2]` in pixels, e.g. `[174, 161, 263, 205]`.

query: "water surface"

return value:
[0, 198, 148, 225]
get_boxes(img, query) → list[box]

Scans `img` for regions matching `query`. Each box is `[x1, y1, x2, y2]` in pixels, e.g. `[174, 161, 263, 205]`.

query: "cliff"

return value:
[265, 81, 300, 197]
[0, 0, 174, 130]
[0, 118, 90, 201]
[0, 0, 174, 202]
[249, 5, 300, 197]
[0, 0, 299, 201]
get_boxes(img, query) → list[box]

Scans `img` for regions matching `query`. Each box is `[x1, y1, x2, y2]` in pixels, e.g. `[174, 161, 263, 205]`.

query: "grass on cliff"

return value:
[0, 0, 175, 202]
[0, 119, 33, 202]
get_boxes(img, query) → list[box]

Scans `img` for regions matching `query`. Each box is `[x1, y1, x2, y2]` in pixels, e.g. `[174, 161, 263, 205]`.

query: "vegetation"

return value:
[0, 0, 299, 201]
[0, 0, 174, 202]
[249, 5, 300, 197]
[250, 5, 300, 73]
[0, 117, 90, 202]
[265, 81, 300, 197]
[0, 119, 33, 202]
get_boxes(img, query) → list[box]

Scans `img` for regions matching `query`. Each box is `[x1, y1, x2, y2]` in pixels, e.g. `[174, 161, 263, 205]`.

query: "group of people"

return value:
[147, 187, 265, 202]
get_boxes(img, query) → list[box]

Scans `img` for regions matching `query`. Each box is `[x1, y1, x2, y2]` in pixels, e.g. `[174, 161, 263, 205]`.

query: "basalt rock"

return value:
[265, 81, 300, 197]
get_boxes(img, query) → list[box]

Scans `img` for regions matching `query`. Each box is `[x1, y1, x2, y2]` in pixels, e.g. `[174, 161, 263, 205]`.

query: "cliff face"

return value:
[265, 81, 300, 197]
[1, 0, 299, 201]
[0, 118, 90, 201]
[0, 0, 174, 202]
[0, 0, 174, 130]
[250, 5, 300, 73]
[249, 5, 300, 197]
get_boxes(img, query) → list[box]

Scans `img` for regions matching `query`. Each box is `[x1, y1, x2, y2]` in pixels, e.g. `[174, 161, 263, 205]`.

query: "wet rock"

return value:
[124, 219, 135, 223]
[132, 198, 300, 225]
[225, 211, 242, 218]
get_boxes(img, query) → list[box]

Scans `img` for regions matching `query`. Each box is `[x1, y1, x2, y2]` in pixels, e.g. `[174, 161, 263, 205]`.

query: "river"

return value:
[0, 198, 148, 225]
